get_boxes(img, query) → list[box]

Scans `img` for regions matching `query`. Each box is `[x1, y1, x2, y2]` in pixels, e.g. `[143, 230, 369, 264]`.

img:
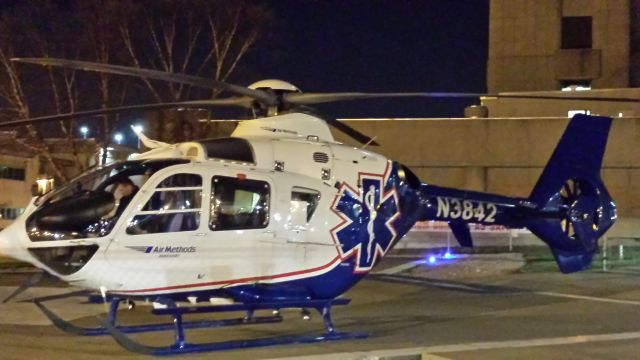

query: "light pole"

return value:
[80, 126, 89, 139]
[132, 124, 143, 149]
[114, 132, 123, 145]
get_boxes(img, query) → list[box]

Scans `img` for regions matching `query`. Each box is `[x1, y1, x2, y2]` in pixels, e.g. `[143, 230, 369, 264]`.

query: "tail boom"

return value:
[413, 114, 615, 273]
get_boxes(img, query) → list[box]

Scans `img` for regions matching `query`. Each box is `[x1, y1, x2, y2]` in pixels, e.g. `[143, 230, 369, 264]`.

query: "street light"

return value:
[114, 132, 123, 145]
[80, 126, 89, 139]
[132, 124, 143, 149]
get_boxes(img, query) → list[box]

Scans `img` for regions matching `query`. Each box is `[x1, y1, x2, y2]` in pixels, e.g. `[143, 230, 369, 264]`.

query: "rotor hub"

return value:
[248, 79, 302, 93]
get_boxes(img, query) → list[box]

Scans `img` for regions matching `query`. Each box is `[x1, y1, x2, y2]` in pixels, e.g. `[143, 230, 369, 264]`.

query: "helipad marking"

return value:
[535, 291, 640, 306]
[374, 259, 424, 275]
[268, 331, 640, 359]
[421, 331, 640, 353]
[373, 274, 486, 292]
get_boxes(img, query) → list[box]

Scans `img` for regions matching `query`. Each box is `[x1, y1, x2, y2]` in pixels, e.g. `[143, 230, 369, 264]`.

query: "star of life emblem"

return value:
[330, 168, 400, 273]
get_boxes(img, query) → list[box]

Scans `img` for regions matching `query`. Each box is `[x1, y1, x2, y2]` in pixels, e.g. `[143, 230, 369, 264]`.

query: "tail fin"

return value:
[526, 114, 616, 273]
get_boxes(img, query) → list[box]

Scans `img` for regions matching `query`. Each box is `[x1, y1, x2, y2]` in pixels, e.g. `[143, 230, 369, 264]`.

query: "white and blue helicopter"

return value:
[0, 58, 622, 354]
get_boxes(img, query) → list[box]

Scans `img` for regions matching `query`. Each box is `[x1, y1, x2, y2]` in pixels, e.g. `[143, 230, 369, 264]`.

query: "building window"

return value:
[0, 208, 25, 220]
[561, 80, 591, 91]
[568, 110, 591, 117]
[126, 173, 202, 235]
[210, 176, 270, 231]
[0, 166, 25, 181]
[561, 16, 592, 49]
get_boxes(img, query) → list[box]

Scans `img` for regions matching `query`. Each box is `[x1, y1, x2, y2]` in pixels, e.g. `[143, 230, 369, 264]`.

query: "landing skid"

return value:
[34, 300, 282, 336]
[35, 296, 368, 355]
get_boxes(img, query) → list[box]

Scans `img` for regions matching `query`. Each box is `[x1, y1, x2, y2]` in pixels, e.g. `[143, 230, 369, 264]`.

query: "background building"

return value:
[0, 132, 39, 229]
[484, 0, 639, 118]
[488, 0, 637, 92]
[0, 134, 98, 229]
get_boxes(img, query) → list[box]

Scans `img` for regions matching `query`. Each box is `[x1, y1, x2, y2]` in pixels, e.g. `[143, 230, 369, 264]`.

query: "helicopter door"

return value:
[106, 172, 204, 273]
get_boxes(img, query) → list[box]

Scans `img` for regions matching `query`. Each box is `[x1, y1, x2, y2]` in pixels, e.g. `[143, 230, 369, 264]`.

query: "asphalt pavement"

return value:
[0, 251, 639, 359]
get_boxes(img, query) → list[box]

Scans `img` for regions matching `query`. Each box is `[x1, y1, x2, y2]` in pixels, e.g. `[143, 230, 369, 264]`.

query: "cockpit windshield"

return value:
[41, 159, 188, 206]
[27, 159, 189, 241]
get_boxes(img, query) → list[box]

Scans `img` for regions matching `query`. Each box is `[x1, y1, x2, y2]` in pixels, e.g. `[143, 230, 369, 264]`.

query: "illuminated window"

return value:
[568, 110, 591, 117]
[561, 81, 591, 91]
[127, 173, 202, 235]
[561, 16, 592, 49]
[210, 176, 270, 231]
[0, 208, 25, 220]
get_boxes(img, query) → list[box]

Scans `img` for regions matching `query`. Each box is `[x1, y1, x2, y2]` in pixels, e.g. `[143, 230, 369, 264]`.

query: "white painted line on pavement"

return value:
[374, 260, 423, 275]
[386, 254, 424, 259]
[421, 331, 640, 353]
[536, 291, 640, 306]
[268, 331, 640, 360]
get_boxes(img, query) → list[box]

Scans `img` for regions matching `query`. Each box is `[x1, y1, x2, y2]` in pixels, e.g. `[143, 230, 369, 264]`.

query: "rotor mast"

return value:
[248, 80, 302, 117]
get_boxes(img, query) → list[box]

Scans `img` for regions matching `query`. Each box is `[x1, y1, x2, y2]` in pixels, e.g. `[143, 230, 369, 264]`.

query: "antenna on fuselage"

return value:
[360, 136, 378, 150]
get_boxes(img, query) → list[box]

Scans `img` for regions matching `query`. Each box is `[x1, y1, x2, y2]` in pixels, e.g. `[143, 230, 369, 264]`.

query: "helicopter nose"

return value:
[0, 220, 33, 264]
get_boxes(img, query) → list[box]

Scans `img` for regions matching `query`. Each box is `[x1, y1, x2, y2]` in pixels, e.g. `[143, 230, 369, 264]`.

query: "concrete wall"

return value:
[335, 117, 640, 216]
[488, 0, 631, 92]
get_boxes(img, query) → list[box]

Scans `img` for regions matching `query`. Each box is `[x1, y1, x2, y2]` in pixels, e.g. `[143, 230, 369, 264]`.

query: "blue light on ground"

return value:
[422, 251, 463, 265]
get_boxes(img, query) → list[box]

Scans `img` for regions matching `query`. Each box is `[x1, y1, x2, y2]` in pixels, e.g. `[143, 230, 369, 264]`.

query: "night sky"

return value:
[242, 0, 489, 118]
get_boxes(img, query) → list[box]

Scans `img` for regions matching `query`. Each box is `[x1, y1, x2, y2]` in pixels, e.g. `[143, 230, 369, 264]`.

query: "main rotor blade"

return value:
[285, 92, 488, 104]
[296, 106, 379, 145]
[495, 94, 639, 103]
[12, 58, 276, 105]
[0, 98, 253, 129]
[328, 117, 380, 146]
[285, 92, 639, 104]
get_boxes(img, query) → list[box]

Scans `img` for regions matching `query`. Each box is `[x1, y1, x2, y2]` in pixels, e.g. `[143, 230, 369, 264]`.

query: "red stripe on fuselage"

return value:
[113, 255, 342, 294]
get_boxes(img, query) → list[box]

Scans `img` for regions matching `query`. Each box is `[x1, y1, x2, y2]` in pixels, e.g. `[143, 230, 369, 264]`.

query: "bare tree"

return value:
[0, 1, 271, 183]
[118, 0, 270, 141]
[0, 2, 78, 181]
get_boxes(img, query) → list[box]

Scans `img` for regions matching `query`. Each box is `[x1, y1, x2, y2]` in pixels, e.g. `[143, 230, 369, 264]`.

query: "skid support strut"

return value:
[107, 297, 369, 355]
[36, 296, 368, 355]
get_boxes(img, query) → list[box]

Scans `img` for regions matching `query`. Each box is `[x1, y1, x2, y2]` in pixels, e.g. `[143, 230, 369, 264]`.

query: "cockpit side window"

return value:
[209, 176, 270, 231]
[126, 173, 202, 235]
[26, 159, 189, 242]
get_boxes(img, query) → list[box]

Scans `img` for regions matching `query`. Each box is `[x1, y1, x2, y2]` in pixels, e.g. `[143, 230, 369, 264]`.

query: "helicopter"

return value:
[0, 58, 621, 355]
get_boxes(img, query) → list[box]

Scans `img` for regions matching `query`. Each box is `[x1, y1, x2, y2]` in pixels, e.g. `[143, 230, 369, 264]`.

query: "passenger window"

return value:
[158, 173, 202, 188]
[126, 173, 202, 235]
[210, 176, 270, 231]
[291, 187, 321, 224]
[142, 190, 201, 211]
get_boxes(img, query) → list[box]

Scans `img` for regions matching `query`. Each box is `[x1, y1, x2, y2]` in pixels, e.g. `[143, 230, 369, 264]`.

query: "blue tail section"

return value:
[526, 114, 616, 273]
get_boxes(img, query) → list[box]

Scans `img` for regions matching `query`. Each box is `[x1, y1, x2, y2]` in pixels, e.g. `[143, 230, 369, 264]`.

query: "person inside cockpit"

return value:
[105, 176, 139, 219]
